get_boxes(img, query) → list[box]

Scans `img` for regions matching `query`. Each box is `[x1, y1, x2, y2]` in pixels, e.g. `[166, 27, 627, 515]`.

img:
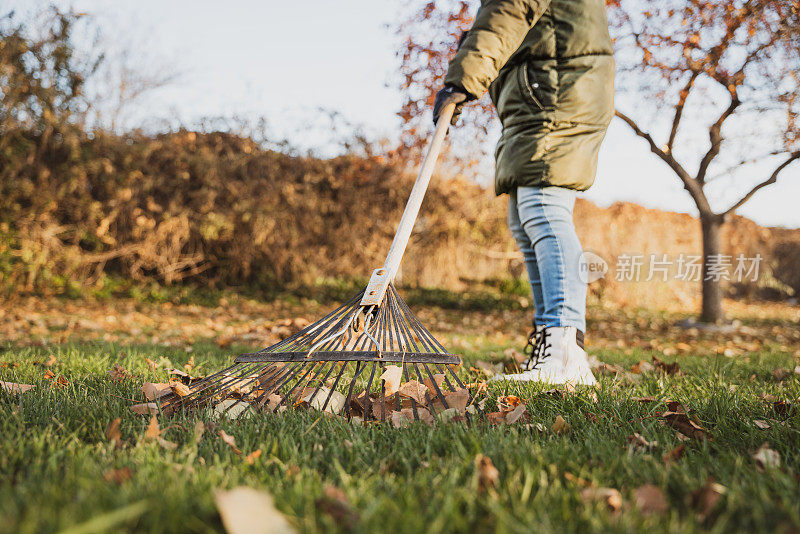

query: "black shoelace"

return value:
[522, 327, 551, 371]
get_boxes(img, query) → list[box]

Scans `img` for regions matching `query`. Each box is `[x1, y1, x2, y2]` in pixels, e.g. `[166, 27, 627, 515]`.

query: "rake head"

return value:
[159, 284, 480, 423]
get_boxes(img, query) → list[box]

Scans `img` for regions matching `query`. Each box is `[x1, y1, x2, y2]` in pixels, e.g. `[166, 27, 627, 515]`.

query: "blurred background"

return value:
[1, 0, 798, 320]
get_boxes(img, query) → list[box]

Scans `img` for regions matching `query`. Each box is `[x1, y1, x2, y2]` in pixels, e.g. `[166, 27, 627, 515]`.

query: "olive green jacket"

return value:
[444, 0, 614, 193]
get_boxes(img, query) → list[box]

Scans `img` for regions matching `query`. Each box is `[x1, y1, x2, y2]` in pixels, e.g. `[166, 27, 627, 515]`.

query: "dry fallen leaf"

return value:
[215, 486, 296, 534]
[245, 449, 262, 465]
[170, 382, 192, 397]
[497, 395, 523, 412]
[662, 444, 686, 464]
[145, 357, 158, 371]
[130, 402, 159, 415]
[631, 360, 655, 374]
[141, 382, 171, 401]
[422, 373, 445, 394]
[379, 365, 403, 396]
[304, 387, 346, 415]
[43, 369, 69, 388]
[214, 399, 252, 420]
[652, 355, 680, 375]
[627, 433, 658, 451]
[475, 454, 499, 492]
[581, 487, 623, 512]
[398, 380, 429, 405]
[390, 410, 411, 429]
[690, 478, 725, 523]
[315, 486, 357, 530]
[108, 363, 131, 381]
[0, 381, 35, 394]
[752, 419, 771, 430]
[772, 367, 790, 381]
[219, 430, 242, 455]
[632, 484, 669, 515]
[752, 443, 780, 469]
[505, 404, 528, 424]
[443, 389, 470, 414]
[103, 467, 132, 485]
[145, 416, 160, 439]
[551, 415, 570, 435]
[105, 418, 122, 444]
[193, 420, 205, 443]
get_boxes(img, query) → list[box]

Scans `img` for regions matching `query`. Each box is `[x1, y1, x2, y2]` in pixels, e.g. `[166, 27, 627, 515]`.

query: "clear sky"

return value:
[11, 0, 800, 228]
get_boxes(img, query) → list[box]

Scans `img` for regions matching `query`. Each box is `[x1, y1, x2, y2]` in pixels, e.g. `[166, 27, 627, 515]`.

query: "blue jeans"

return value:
[508, 186, 586, 331]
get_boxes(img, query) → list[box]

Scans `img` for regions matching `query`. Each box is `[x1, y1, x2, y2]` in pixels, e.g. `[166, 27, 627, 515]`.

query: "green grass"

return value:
[1, 339, 799, 533]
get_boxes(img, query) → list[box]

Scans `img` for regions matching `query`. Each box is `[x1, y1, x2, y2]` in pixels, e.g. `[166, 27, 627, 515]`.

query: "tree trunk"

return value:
[700, 214, 725, 323]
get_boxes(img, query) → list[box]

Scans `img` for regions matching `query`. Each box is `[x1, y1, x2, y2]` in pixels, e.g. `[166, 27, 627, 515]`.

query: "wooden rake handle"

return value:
[360, 103, 456, 307]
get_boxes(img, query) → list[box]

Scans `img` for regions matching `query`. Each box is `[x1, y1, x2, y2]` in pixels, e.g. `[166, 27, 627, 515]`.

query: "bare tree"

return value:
[612, 0, 799, 322]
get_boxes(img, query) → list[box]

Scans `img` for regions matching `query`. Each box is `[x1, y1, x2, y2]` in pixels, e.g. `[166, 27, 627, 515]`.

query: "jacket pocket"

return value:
[517, 60, 558, 112]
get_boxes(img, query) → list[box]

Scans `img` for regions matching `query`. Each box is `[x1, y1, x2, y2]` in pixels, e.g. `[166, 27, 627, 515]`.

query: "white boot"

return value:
[492, 326, 597, 386]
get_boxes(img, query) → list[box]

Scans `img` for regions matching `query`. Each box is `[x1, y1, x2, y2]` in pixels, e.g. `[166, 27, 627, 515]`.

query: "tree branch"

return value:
[615, 109, 712, 213]
[667, 70, 700, 152]
[696, 95, 740, 184]
[722, 151, 800, 216]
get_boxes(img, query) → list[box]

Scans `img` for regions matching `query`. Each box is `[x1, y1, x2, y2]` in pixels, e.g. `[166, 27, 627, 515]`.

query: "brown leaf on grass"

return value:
[193, 420, 205, 443]
[103, 467, 132, 485]
[108, 363, 131, 381]
[261, 393, 283, 412]
[398, 380, 429, 405]
[505, 404, 528, 424]
[772, 367, 790, 381]
[652, 356, 680, 375]
[473, 360, 503, 376]
[564, 472, 593, 488]
[504, 347, 527, 365]
[244, 449, 262, 465]
[581, 487, 623, 512]
[215, 486, 296, 534]
[390, 410, 411, 429]
[475, 454, 499, 492]
[379, 365, 403, 396]
[43, 369, 69, 388]
[497, 395, 523, 412]
[184, 356, 195, 372]
[661, 410, 708, 440]
[752, 443, 780, 470]
[551, 415, 570, 435]
[168, 368, 202, 384]
[130, 402, 159, 415]
[143, 416, 177, 449]
[141, 382, 171, 401]
[485, 411, 507, 425]
[422, 373, 445, 394]
[1, 381, 35, 394]
[662, 444, 686, 464]
[219, 430, 242, 455]
[632, 484, 669, 515]
[145, 357, 158, 371]
[630, 360, 655, 374]
[105, 418, 122, 444]
[443, 389, 470, 414]
[753, 419, 771, 430]
[316, 486, 358, 530]
[627, 433, 657, 451]
[690, 478, 725, 523]
[170, 381, 192, 397]
[771, 399, 796, 416]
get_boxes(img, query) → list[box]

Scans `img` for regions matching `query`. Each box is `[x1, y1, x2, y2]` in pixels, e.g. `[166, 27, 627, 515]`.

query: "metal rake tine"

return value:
[422, 363, 450, 411]
[280, 361, 323, 406]
[402, 363, 420, 420]
[344, 361, 368, 418]
[321, 361, 349, 412]
[362, 361, 378, 420]
[413, 363, 445, 416]
[186, 362, 267, 406]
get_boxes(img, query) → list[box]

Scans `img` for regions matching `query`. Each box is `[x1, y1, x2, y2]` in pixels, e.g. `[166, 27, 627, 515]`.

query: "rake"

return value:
[159, 104, 481, 422]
